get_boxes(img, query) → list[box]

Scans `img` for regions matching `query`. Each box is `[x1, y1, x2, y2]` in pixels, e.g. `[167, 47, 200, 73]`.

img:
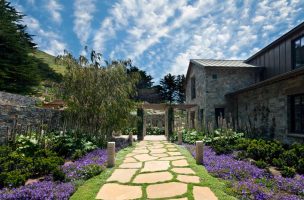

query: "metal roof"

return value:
[191, 59, 259, 68]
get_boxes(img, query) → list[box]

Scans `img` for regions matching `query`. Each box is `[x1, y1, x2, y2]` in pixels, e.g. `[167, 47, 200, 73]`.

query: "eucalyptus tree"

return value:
[56, 50, 139, 145]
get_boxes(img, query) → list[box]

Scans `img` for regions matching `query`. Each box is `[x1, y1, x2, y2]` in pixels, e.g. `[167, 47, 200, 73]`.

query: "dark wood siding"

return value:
[246, 27, 304, 79]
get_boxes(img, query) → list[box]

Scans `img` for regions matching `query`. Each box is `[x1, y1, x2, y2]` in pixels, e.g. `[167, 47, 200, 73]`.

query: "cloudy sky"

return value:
[10, 0, 304, 82]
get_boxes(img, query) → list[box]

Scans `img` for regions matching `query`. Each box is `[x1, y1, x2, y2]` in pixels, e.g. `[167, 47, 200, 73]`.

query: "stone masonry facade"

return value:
[229, 73, 304, 144]
[186, 62, 260, 130]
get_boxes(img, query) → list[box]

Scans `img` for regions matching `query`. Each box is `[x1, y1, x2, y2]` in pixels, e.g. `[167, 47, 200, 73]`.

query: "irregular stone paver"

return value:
[133, 171, 173, 183]
[146, 182, 187, 199]
[159, 156, 185, 161]
[134, 154, 158, 161]
[168, 151, 182, 156]
[168, 148, 178, 151]
[149, 148, 167, 153]
[96, 138, 218, 200]
[177, 175, 200, 183]
[172, 159, 189, 167]
[96, 183, 142, 200]
[107, 169, 138, 183]
[171, 168, 195, 175]
[123, 157, 137, 163]
[141, 160, 170, 172]
[150, 153, 168, 158]
[119, 162, 142, 169]
[132, 149, 149, 154]
[193, 186, 218, 200]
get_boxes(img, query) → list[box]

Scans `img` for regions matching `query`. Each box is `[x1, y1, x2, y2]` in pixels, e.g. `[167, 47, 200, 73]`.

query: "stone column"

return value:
[195, 141, 203, 164]
[128, 131, 133, 146]
[165, 108, 168, 139]
[178, 131, 182, 145]
[107, 142, 115, 168]
[143, 111, 146, 137]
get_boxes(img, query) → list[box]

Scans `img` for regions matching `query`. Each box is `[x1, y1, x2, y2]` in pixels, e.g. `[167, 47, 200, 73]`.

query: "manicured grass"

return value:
[176, 145, 237, 200]
[70, 145, 135, 200]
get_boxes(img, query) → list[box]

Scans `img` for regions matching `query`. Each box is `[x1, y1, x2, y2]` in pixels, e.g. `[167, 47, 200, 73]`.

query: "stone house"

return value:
[185, 22, 304, 143]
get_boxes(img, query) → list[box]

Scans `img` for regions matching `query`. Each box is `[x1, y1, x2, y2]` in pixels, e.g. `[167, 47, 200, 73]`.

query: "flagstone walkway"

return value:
[96, 139, 218, 200]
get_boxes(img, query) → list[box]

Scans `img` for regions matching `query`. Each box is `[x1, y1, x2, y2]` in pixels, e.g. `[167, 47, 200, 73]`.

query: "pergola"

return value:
[137, 103, 198, 140]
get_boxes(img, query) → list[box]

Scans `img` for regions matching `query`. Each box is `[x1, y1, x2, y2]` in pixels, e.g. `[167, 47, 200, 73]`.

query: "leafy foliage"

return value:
[57, 50, 138, 146]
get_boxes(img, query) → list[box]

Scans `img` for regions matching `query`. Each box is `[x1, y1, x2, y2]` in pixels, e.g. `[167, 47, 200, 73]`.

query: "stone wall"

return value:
[0, 92, 62, 144]
[0, 91, 38, 106]
[186, 64, 260, 129]
[204, 67, 259, 126]
[230, 73, 304, 144]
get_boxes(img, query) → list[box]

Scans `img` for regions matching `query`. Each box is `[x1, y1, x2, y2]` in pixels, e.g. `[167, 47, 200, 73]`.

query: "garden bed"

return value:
[184, 144, 304, 200]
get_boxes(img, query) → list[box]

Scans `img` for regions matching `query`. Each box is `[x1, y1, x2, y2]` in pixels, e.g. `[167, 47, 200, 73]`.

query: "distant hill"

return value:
[32, 50, 66, 75]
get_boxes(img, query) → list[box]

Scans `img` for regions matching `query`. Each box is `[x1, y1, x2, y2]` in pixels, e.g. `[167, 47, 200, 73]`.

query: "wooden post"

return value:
[196, 141, 204, 164]
[178, 131, 182, 145]
[107, 142, 115, 168]
[143, 111, 146, 137]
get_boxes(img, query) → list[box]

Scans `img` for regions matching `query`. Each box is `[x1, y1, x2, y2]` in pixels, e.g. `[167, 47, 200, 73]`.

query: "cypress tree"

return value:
[0, 0, 39, 94]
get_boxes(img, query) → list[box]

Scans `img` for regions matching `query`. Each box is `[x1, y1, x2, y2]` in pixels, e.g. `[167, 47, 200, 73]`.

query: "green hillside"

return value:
[32, 50, 66, 75]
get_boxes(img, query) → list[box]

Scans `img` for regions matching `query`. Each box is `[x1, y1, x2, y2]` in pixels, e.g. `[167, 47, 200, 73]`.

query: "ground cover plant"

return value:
[176, 128, 304, 200]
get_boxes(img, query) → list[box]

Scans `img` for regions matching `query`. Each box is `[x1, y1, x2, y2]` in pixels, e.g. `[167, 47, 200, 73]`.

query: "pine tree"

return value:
[0, 0, 39, 94]
[160, 73, 176, 103]
[176, 74, 185, 103]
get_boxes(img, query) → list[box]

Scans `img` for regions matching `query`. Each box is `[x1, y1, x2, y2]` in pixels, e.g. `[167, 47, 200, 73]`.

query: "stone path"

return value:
[96, 139, 218, 200]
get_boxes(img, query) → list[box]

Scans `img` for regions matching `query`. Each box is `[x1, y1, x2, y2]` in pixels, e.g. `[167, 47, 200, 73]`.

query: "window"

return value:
[293, 36, 304, 69]
[212, 74, 217, 79]
[191, 77, 196, 99]
[290, 94, 304, 134]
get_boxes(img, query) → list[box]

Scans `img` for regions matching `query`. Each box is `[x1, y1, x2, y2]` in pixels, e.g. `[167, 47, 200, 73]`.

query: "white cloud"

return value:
[45, 0, 63, 24]
[73, 0, 96, 47]
[23, 15, 67, 56]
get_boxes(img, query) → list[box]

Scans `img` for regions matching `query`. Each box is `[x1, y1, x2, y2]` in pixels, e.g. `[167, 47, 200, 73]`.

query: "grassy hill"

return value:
[33, 50, 66, 75]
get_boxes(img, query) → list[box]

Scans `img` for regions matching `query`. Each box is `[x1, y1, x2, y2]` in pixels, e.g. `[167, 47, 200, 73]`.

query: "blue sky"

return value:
[10, 0, 304, 82]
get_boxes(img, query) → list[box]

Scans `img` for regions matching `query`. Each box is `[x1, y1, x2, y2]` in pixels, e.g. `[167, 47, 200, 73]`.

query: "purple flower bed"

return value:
[0, 148, 108, 200]
[0, 181, 74, 200]
[62, 148, 107, 181]
[184, 144, 304, 200]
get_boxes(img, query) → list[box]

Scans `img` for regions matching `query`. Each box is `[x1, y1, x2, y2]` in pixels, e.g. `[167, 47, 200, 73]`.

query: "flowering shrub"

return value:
[185, 144, 304, 200]
[0, 181, 74, 200]
[62, 148, 107, 181]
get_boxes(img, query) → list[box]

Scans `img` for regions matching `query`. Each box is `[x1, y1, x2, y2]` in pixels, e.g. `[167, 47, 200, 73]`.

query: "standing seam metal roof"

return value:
[191, 59, 259, 68]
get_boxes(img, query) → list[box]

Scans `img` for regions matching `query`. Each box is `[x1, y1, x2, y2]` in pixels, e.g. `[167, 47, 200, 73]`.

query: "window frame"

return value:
[292, 35, 304, 69]
[289, 93, 304, 134]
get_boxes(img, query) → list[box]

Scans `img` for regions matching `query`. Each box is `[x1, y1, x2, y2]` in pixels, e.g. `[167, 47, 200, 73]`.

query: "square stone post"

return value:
[165, 108, 169, 139]
[107, 142, 115, 168]
[196, 141, 204, 164]
[128, 131, 133, 146]
[178, 131, 182, 145]
[143, 111, 146, 137]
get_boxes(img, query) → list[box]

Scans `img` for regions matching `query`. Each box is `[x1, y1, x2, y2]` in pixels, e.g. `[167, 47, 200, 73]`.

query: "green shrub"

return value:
[33, 150, 64, 175]
[71, 149, 84, 161]
[211, 138, 233, 155]
[246, 139, 283, 162]
[272, 158, 285, 169]
[234, 138, 252, 150]
[280, 149, 298, 167]
[81, 164, 103, 180]
[236, 151, 247, 160]
[281, 166, 296, 178]
[0, 170, 28, 188]
[15, 134, 39, 156]
[52, 167, 66, 182]
[297, 158, 304, 174]
[255, 160, 268, 169]
[0, 151, 33, 173]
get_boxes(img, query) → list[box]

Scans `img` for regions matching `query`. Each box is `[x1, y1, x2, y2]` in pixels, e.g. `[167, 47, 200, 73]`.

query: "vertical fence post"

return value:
[196, 141, 204, 165]
[107, 142, 115, 168]
[178, 131, 182, 145]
